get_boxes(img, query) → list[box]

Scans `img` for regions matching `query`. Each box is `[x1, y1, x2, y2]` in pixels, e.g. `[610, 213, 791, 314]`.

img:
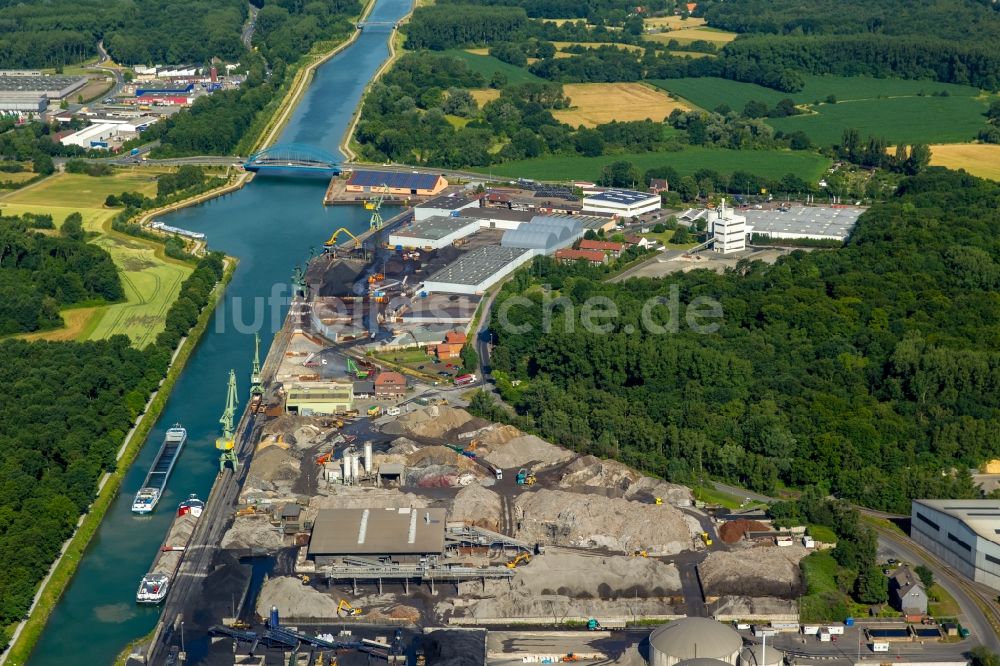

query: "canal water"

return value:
[26, 0, 411, 663]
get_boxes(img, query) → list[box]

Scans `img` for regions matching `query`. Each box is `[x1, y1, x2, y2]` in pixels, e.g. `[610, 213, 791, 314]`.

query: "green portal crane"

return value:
[292, 264, 307, 299]
[216, 369, 240, 472]
[250, 333, 263, 397]
[367, 184, 388, 231]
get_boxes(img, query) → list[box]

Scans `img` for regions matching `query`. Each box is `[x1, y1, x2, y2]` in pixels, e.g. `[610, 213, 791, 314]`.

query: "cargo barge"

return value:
[135, 496, 204, 604]
[132, 425, 187, 514]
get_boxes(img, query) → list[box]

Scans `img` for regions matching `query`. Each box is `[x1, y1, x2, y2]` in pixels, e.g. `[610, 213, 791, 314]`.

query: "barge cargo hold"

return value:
[136, 497, 202, 604]
[132, 425, 187, 514]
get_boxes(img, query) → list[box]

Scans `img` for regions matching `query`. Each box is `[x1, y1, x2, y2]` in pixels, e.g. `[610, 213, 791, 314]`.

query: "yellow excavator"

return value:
[631, 550, 648, 558]
[337, 600, 363, 616]
[506, 552, 532, 569]
[324, 227, 359, 249]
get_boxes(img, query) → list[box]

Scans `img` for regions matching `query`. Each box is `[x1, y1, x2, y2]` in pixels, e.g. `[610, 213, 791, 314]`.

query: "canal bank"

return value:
[22, 0, 414, 663]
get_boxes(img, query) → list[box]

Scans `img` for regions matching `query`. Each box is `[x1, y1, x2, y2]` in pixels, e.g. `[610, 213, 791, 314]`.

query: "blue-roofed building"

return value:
[583, 188, 661, 217]
[346, 169, 448, 196]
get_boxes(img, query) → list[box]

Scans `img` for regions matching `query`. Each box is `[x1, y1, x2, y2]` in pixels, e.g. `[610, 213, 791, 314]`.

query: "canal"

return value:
[26, 0, 412, 663]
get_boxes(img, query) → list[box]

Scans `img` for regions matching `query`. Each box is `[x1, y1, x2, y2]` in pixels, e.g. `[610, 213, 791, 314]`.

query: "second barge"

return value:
[136, 496, 203, 604]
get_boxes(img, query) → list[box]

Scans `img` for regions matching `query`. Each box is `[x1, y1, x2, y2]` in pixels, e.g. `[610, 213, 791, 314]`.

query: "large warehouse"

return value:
[345, 169, 448, 197]
[583, 189, 661, 217]
[743, 205, 863, 242]
[648, 618, 742, 666]
[285, 381, 354, 415]
[308, 507, 447, 565]
[388, 215, 481, 250]
[911, 499, 1000, 591]
[0, 74, 88, 113]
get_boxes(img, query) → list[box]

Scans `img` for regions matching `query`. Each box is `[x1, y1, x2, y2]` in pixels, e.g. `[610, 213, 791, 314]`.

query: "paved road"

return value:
[242, 3, 259, 49]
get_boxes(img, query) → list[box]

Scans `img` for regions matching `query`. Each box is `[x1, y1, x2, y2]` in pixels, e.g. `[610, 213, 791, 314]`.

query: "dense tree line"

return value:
[436, 0, 671, 26]
[0, 249, 224, 648]
[405, 5, 530, 50]
[252, 0, 359, 64]
[0, 216, 122, 334]
[478, 169, 997, 513]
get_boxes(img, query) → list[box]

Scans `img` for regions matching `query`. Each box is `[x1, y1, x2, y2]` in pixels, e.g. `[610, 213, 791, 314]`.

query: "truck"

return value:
[367, 405, 381, 417]
[871, 643, 889, 653]
[386, 406, 401, 416]
[454, 373, 476, 386]
[130, 147, 140, 156]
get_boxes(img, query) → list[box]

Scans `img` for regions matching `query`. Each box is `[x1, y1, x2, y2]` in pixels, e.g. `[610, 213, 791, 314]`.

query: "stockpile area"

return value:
[557, 455, 692, 505]
[698, 545, 808, 598]
[447, 484, 502, 532]
[382, 405, 479, 438]
[513, 489, 696, 554]
[719, 519, 771, 544]
[221, 513, 285, 550]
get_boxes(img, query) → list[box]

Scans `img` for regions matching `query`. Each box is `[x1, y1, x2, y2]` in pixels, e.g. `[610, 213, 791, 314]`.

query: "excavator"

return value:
[316, 452, 332, 465]
[337, 600, 363, 616]
[506, 552, 531, 569]
[631, 550, 648, 558]
[324, 227, 359, 250]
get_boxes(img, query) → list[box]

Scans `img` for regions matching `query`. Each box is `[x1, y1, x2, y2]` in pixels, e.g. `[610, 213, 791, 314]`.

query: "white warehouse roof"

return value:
[913, 499, 1000, 543]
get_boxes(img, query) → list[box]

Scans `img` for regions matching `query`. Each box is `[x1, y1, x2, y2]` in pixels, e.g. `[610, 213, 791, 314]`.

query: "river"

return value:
[26, 0, 411, 663]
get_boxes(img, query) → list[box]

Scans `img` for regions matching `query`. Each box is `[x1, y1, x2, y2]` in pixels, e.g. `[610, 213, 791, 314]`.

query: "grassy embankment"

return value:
[2, 258, 236, 666]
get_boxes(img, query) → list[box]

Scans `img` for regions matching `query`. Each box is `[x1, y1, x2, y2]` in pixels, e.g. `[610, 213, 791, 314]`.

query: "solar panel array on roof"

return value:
[534, 186, 579, 201]
[586, 189, 657, 205]
[347, 170, 441, 190]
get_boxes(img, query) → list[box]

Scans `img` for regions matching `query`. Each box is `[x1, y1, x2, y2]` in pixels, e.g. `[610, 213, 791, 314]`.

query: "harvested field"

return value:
[484, 434, 573, 470]
[469, 88, 500, 107]
[382, 405, 476, 438]
[552, 41, 645, 53]
[698, 545, 808, 598]
[513, 489, 694, 554]
[929, 143, 1000, 181]
[221, 515, 285, 550]
[554, 83, 691, 127]
[644, 15, 707, 29]
[718, 519, 770, 544]
[644, 26, 737, 46]
[448, 484, 502, 531]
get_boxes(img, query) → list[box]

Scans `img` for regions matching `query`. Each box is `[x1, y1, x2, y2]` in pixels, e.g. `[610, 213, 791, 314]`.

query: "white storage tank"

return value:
[351, 454, 360, 481]
[648, 618, 743, 666]
[364, 441, 373, 473]
[737, 644, 784, 666]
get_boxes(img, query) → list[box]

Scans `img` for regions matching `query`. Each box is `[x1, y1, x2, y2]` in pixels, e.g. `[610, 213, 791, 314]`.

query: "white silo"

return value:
[648, 618, 743, 666]
[342, 453, 353, 483]
[738, 644, 784, 666]
[351, 454, 360, 482]
[363, 440, 373, 474]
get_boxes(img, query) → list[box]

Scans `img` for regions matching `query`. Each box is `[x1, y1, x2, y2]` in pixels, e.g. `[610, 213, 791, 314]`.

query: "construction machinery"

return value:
[316, 452, 332, 465]
[366, 184, 389, 231]
[337, 600, 363, 616]
[506, 553, 531, 569]
[215, 369, 240, 472]
[700, 531, 713, 547]
[562, 655, 579, 663]
[367, 405, 381, 417]
[299, 574, 311, 585]
[654, 497, 663, 505]
[516, 468, 528, 485]
[347, 357, 369, 379]
[324, 226, 359, 249]
[632, 550, 648, 558]
[586, 619, 601, 631]
[249, 332, 263, 398]
[234, 505, 258, 517]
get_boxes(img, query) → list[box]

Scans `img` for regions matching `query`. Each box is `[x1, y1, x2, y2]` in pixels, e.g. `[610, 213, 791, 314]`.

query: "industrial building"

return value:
[647, 618, 742, 666]
[554, 248, 606, 265]
[284, 381, 354, 415]
[533, 213, 617, 233]
[709, 202, 747, 254]
[0, 74, 88, 113]
[736, 644, 783, 666]
[414, 193, 482, 220]
[346, 170, 449, 197]
[388, 215, 481, 250]
[910, 499, 1000, 592]
[743, 205, 862, 242]
[307, 507, 447, 565]
[583, 189, 661, 218]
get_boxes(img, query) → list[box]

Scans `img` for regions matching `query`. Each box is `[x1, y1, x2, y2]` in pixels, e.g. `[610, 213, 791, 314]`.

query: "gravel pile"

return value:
[257, 576, 340, 619]
[504, 550, 681, 598]
[718, 519, 771, 544]
[382, 406, 474, 438]
[484, 435, 573, 470]
[513, 489, 694, 554]
[306, 486, 431, 523]
[387, 437, 420, 455]
[698, 545, 808, 598]
[244, 446, 301, 496]
[439, 594, 680, 622]
[448, 485, 502, 531]
[221, 515, 285, 550]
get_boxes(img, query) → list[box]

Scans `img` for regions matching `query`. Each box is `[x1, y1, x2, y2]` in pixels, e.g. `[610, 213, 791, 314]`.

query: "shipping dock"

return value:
[132, 425, 187, 514]
[135, 498, 203, 604]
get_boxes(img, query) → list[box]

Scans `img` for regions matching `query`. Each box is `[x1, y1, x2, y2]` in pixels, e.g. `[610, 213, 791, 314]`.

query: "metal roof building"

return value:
[911, 499, 1000, 592]
[345, 169, 448, 197]
[531, 213, 616, 232]
[414, 193, 482, 220]
[308, 507, 447, 564]
[501, 216, 583, 250]
[583, 189, 661, 217]
[388, 215, 481, 250]
[743, 205, 863, 242]
[422, 245, 532, 295]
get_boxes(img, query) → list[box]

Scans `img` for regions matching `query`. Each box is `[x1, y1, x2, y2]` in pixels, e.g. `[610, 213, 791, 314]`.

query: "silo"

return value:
[351, 454, 360, 482]
[648, 618, 743, 666]
[363, 440, 373, 474]
[342, 453, 353, 483]
[737, 644, 784, 666]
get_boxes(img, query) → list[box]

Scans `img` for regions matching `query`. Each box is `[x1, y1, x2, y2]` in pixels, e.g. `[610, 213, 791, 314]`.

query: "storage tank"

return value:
[351, 454, 360, 482]
[363, 441, 373, 474]
[342, 453, 353, 483]
[648, 618, 742, 666]
[737, 644, 784, 666]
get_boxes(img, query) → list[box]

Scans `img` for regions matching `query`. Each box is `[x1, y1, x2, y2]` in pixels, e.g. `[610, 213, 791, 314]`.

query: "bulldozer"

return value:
[235, 505, 258, 517]
[299, 574, 311, 585]
[337, 600, 363, 616]
[631, 550, 648, 558]
[506, 552, 532, 569]
[562, 655, 579, 662]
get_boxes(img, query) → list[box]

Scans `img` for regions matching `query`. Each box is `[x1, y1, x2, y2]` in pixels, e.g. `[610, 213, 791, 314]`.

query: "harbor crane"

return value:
[366, 184, 389, 231]
[216, 369, 240, 472]
[250, 332, 263, 398]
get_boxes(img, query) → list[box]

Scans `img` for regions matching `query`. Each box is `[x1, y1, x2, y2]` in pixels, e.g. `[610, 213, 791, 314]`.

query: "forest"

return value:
[476, 169, 1000, 513]
[0, 251, 224, 649]
[0, 216, 122, 335]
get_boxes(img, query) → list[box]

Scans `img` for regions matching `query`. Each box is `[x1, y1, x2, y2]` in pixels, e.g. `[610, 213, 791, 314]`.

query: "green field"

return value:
[1, 171, 192, 346]
[768, 95, 991, 146]
[476, 147, 830, 181]
[650, 75, 982, 112]
[799, 551, 851, 622]
[806, 523, 838, 543]
[445, 49, 543, 84]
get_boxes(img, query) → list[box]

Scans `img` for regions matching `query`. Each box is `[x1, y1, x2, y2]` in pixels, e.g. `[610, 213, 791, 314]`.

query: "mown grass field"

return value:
[0, 171, 39, 184]
[799, 550, 849, 622]
[768, 95, 991, 146]
[554, 83, 691, 127]
[645, 25, 736, 46]
[644, 15, 707, 29]
[447, 49, 542, 84]
[476, 146, 830, 181]
[2, 171, 192, 346]
[929, 143, 1000, 181]
[650, 75, 982, 112]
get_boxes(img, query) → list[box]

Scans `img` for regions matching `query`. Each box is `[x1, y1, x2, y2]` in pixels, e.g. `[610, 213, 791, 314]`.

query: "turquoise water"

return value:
[25, 2, 411, 663]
